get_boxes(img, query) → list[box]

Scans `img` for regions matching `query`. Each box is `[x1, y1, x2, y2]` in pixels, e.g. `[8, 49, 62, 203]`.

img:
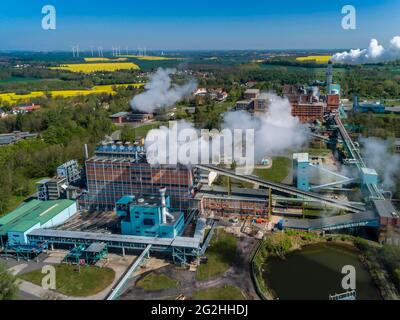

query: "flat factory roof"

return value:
[373, 199, 398, 218]
[85, 242, 107, 253]
[0, 199, 75, 235]
[283, 211, 377, 230]
[27, 229, 201, 249]
[196, 185, 268, 201]
[110, 111, 130, 118]
[361, 167, 378, 175]
[293, 153, 309, 163]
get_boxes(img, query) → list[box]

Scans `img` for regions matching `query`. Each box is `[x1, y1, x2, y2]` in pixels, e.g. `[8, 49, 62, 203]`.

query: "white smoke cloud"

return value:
[360, 137, 400, 190]
[130, 68, 197, 113]
[331, 36, 400, 64]
[222, 93, 309, 161]
[145, 93, 309, 170]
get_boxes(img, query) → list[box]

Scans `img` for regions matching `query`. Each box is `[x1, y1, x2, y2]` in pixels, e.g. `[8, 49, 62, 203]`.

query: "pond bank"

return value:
[252, 232, 399, 300]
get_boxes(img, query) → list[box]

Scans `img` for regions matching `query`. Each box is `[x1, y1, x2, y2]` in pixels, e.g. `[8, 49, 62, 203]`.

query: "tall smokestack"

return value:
[159, 187, 174, 224]
[326, 60, 333, 95]
[84, 144, 89, 160]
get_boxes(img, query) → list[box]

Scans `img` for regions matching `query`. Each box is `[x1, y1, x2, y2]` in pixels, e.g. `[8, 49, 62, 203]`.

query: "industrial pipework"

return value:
[159, 187, 175, 224]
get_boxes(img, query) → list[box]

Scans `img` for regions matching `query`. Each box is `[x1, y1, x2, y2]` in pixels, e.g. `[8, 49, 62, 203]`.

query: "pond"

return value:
[263, 243, 381, 300]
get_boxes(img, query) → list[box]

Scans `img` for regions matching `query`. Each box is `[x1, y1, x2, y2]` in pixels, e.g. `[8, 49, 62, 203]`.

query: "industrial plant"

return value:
[0, 61, 399, 301]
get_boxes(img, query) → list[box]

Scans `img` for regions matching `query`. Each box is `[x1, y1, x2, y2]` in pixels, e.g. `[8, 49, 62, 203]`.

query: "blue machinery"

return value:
[25, 220, 215, 300]
[2, 241, 48, 261]
[27, 228, 203, 266]
[331, 114, 385, 201]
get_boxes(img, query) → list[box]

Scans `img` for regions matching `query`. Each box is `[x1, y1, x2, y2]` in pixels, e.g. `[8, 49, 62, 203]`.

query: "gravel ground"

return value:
[120, 234, 260, 300]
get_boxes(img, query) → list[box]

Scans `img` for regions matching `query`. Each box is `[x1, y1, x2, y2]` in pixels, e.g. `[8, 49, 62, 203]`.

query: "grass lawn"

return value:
[213, 156, 291, 188]
[132, 122, 168, 138]
[192, 285, 246, 300]
[136, 273, 179, 291]
[19, 264, 115, 297]
[253, 157, 292, 183]
[196, 229, 237, 281]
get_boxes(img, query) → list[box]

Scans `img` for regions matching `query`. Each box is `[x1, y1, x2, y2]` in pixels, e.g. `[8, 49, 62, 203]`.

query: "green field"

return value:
[192, 285, 245, 300]
[196, 229, 237, 281]
[132, 122, 163, 138]
[253, 157, 292, 183]
[0, 76, 39, 83]
[213, 157, 292, 189]
[136, 273, 179, 291]
[19, 264, 115, 297]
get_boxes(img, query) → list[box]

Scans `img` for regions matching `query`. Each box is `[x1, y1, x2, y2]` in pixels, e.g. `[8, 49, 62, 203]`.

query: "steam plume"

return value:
[145, 93, 309, 168]
[360, 137, 400, 190]
[130, 68, 197, 113]
[222, 93, 309, 161]
[331, 36, 400, 64]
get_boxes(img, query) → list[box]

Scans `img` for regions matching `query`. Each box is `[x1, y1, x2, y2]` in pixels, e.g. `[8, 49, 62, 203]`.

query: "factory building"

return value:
[0, 131, 38, 145]
[235, 89, 272, 113]
[253, 92, 271, 113]
[36, 177, 68, 201]
[291, 102, 325, 123]
[353, 96, 385, 113]
[235, 99, 254, 111]
[244, 89, 260, 100]
[116, 188, 185, 238]
[11, 103, 41, 114]
[293, 153, 310, 191]
[326, 94, 340, 112]
[284, 85, 326, 123]
[110, 111, 154, 124]
[196, 185, 269, 217]
[0, 199, 77, 246]
[57, 160, 81, 184]
[281, 62, 342, 123]
[81, 144, 198, 211]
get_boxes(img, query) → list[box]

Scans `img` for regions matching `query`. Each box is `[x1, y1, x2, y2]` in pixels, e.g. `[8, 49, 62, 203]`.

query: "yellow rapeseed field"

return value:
[119, 55, 180, 61]
[83, 57, 129, 62]
[296, 55, 332, 64]
[0, 83, 144, 104]
[51, 62, 140, 73]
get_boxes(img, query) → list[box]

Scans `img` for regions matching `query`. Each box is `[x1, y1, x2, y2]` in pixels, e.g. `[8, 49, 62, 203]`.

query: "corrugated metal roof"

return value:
[28, 228, 201, 249]
[373, 199, 398, 218]
[0, 199, 75, 235]
[85, 242, 107, 253]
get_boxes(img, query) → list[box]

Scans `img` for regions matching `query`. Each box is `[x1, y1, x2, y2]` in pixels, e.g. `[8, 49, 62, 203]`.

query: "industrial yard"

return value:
[1, 59, 399, 301]
[1, 3, 400, 305]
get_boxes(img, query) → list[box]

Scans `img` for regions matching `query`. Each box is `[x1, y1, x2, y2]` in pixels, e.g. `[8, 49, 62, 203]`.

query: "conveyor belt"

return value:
[196, 164, 365, 213]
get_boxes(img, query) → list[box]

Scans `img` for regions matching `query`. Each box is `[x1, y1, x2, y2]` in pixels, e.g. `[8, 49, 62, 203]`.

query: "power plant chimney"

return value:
[84, 144, 89, 160]
[326, 60, 333, 95]
[159, 187, 174, 224]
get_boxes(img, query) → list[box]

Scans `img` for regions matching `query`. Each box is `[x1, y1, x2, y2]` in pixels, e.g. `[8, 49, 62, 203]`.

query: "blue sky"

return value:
[0, 0, 399, 51]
